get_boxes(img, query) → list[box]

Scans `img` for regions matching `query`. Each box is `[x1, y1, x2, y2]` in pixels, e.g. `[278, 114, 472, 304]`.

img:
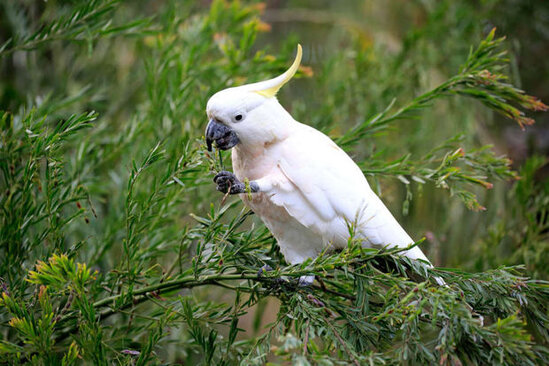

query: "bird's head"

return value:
[205, 45, 302, 151]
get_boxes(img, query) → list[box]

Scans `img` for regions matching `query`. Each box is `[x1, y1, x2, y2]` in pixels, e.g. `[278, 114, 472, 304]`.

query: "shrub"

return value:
[1, 1, 547, 364]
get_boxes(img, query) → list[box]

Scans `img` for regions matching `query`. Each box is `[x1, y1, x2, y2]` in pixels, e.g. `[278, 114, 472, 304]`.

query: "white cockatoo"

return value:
[205, 45, 435, 284]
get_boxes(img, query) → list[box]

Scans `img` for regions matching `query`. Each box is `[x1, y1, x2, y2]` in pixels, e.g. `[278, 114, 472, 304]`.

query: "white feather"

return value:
[206, 45, 440, 283]
[233, 121, 432, 266]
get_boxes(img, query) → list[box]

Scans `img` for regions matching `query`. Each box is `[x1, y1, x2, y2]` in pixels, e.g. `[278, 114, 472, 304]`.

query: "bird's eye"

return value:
[235, 114, 243, 121]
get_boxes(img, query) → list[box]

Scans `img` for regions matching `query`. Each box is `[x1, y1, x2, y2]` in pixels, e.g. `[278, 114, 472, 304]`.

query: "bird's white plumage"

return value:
[206, 44, 433, 273]
[232, 120, 430, 265]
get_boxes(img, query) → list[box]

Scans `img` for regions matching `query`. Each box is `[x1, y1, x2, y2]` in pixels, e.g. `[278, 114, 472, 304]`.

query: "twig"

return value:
[303, 318, 310, 356]
[54, 291, 74, 322]
[221, 181, 231, 205]
[322, 314, 360, 366]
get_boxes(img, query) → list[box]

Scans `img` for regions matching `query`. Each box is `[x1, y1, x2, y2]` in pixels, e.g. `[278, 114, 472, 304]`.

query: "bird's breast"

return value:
[232, 148, 267, 179]
[240, 192, 327, 264]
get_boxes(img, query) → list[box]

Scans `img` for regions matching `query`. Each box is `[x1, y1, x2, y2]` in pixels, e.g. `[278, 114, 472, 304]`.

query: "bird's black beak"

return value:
[205, 118, 240, 151]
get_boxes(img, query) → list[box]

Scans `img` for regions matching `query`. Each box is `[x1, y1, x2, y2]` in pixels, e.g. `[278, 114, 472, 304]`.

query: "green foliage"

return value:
[338, 28, 546, 211]
[0, 0, 151, 57]
[0, 0, 548, 364]
[0, 110, 96, 286]
[475, 156, 549, 279]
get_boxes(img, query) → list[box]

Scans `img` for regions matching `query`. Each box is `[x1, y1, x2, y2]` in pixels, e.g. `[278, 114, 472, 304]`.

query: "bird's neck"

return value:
[232, 132, 286, 181]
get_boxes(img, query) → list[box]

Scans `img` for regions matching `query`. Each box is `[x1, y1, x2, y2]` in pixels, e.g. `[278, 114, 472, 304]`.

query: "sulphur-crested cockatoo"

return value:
[205, 45, 435, 284]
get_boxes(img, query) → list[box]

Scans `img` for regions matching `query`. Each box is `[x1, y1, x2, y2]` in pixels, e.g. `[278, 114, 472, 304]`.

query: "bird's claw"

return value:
[256, 263, 315, 290]
[266, 277, 291, 291]
[214, 171, 245, 194]
[255, 265, 293, 291]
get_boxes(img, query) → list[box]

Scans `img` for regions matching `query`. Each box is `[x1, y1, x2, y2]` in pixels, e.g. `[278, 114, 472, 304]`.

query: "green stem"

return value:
[93, 272, 260, 308]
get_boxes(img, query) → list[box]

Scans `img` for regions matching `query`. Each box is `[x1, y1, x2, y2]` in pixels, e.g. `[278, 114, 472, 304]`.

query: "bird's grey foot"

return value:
[257, 264, 289, 290]
[214, 171, 245, 194]
[298, 275, 315, 287]
[258, 266, 314, 288]
[213, 171, 259, 195]
[265, 277, 290, 292]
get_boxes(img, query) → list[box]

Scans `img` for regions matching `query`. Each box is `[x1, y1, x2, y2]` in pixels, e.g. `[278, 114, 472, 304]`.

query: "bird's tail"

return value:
[362, 194, 446, 285]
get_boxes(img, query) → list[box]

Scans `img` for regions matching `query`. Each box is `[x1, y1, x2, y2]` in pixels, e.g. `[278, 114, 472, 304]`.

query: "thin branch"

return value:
[322, 314, 360, 366]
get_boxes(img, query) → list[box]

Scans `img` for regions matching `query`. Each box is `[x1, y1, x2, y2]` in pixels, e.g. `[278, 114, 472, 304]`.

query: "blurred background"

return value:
[1, 0, 548, 363]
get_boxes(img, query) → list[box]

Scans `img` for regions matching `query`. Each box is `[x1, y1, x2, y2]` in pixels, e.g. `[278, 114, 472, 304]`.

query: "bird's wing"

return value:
[269, 123, 425, 258]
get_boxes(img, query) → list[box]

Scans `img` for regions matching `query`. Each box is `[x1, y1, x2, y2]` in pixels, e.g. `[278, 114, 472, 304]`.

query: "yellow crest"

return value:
[255, 44, 302, 98]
